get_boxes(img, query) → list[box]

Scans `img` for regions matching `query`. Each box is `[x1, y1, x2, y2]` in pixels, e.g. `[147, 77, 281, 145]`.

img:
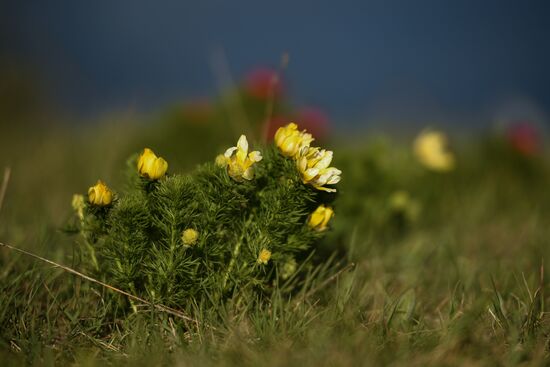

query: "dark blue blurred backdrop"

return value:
[1, 0, 549, 127]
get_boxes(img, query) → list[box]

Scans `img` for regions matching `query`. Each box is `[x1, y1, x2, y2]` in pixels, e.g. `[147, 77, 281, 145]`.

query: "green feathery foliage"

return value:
[70, 129, 339, 315]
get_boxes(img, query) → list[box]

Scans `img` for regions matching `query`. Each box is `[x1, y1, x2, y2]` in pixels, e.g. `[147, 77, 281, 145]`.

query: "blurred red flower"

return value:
[506, 121, 540, 156]
[295, 107, 329, 140]
[244, 68, 283, 100]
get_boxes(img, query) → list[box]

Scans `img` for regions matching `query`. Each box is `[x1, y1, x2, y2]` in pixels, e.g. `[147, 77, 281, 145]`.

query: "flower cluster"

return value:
[73, 127, 339, 315]
[273, 122, 338, 232]
[275, 122, 341, 192]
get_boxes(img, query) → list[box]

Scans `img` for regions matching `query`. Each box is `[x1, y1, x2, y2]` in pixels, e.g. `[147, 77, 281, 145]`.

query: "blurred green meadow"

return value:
[2, 75, 550, 366]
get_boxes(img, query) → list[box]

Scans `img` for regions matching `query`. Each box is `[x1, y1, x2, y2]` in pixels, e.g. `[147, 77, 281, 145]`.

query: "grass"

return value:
[2, 119, 550, 366]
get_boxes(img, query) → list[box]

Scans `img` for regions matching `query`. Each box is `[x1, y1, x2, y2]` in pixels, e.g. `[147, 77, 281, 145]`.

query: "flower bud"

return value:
[88, 180, 113, 206]
[71, 194, 85, 219]
[215, 154, 228, 167]
[281, 258, 297, 280]
[274, 122, 314, 157]
[137, 148, 168, 180]
[257, 248, 272, 265]
[182, 228, 199, 246]
[308, 205, 334, 231]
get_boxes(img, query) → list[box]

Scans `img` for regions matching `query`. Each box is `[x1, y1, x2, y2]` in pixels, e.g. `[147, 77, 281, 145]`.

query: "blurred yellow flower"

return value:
[389, 190, 411, 211]
[274, 122, 314, 157]
[308, 204, 334, 231]
[181, 228, 199, 246]
[88, 180, 113, 206]
[71, 194, 85, 219]
[389, 190, 420, 221]
[296, 146, 341, 192]
[137, 148, 168, 180]
[413, 130, 454, 172]
[281, 258, 297, 280]
[257, 248, 272, 265]
[224, 135, 263, 181]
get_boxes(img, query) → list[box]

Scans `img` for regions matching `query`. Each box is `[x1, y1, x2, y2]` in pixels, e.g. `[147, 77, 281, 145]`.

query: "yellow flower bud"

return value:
[257, 248, 272, 265]
[274, 122, 314, 157]
[281, 258, 297, 280]
[308, 205, 334, 231]
[71, 194, 85, 219]
[413, 130, 455, 172]
[182, 228, 199, 246]
[215, 154, 228, 167]
[88, 180, 113, 206]
[137, 148, 168, 180]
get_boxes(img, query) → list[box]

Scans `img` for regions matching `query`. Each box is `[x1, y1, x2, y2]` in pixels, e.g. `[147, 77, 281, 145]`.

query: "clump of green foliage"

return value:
[69, 133, 337, 314]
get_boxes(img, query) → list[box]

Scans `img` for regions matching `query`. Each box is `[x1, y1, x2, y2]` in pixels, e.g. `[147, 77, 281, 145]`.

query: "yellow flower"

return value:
[224, 135, 263, 181]
[137, 148, 168, 180]
[181, 228, 199, 246]
[71, 194, 85, 219]
[296, 146, 341, 192]
[257, 248, 272, 265]
[308, 205, 334, 231]
[413, 130, 454, 172]
[88, 180, 113, 206]
[274, 122, 314, 157]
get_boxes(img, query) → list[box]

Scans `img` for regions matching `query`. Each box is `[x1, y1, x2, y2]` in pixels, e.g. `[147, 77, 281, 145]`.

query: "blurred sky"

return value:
[1, 0, 550, 127]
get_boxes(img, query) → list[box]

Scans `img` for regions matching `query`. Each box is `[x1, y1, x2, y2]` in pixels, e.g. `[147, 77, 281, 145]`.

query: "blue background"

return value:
[2, 0, 549, 127]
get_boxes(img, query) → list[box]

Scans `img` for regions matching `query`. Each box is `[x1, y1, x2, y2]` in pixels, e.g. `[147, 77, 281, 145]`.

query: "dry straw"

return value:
[0, 241, 200, 325]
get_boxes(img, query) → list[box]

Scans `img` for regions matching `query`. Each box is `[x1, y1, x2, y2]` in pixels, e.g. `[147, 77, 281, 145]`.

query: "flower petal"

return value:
[314, 185, 336, 192]
[242, 167, 254, 180]
[327, 175, 341, 184]
[303, 168, 319, 181]
[224, 147, 237, 158]
[315, 150, 333, 170]
[248, 150, 263, 162]
[237, 135, 248, 154]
